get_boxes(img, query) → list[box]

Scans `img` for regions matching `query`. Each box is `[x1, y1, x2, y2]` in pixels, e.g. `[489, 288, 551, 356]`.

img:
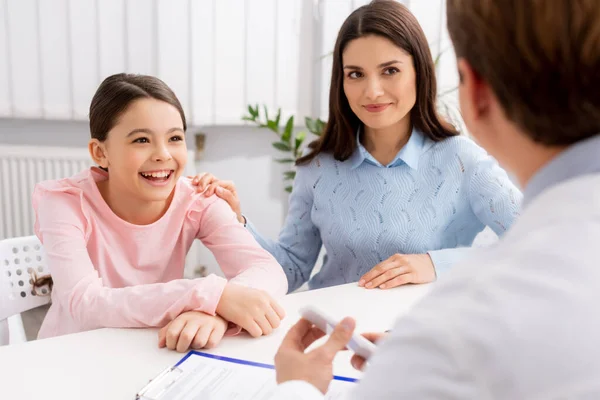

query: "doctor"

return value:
[270, 0, 600, 398]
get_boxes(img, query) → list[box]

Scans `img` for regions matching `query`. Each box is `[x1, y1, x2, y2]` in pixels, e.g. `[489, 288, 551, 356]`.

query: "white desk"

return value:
[0, 282, 433, 400]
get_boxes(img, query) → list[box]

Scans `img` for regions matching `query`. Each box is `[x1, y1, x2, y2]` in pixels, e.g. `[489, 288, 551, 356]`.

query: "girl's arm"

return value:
[36, 192, 228, 331]
[192, 196, 288, 296]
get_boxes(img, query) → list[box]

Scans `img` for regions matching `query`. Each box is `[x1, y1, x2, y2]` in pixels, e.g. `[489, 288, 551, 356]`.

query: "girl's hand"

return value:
[216, 283, 286, 338]
[189, 173, 244, 224]
[158, 311, 228, 353]
[358, 253, 436, 289]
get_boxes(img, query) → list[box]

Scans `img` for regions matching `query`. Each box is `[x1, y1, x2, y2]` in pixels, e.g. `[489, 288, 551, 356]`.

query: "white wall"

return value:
[0, 0, 319, 125]
[0, 0, 462, 274]
[0, 0, 458, 124]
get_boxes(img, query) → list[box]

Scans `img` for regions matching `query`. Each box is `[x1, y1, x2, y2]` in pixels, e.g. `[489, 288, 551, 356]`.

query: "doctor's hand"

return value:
[350, 332, 386, 371]
[359, 253, 436, 289]
[188, 173, 244, 224]
[274, 317, 356, 395]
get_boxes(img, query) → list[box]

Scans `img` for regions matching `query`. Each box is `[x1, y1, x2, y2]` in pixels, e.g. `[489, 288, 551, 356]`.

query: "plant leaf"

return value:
[267, 120, 279, 134]
[305, 117, 317, 133]
[241, 116, 255, 122]
[294, 131, 306, 153]
[275, 158, 295, 163]
[263, 105, 269, 122]
[315, 119, 326, 135]
[285, 185, 293, 193]
[434, 47, 450, 66]
[282, 116, 294, 143]
[272, 141, 292, 151]
[284, 170, 297, 180]
[274, 108, 282, 128]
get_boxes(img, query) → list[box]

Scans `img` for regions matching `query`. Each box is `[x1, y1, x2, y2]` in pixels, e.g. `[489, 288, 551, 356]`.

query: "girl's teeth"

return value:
[141, 171, 170, 178]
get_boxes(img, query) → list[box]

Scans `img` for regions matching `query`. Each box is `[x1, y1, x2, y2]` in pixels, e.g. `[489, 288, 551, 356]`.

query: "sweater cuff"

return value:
[244, 217, 270, 248]
[192, 274, 228, 316]
[428, 247, 471, 278]
[244, 216, 258, 234]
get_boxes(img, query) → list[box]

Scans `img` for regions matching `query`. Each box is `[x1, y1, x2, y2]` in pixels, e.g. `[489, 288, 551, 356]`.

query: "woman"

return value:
[195, 0, 521, 292]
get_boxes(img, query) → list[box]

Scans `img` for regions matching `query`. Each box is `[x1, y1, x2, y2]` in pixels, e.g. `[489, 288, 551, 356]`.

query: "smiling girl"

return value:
[32, 73, 287, 352]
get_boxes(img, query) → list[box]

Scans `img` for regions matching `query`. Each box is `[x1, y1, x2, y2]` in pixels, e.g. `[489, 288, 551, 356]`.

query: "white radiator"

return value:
[0, 145, 91, 240]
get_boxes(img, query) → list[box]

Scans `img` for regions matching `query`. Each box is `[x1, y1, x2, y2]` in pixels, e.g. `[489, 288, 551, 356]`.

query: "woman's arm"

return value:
[428, 156, 522, 275]
[244, 167, 324, 292]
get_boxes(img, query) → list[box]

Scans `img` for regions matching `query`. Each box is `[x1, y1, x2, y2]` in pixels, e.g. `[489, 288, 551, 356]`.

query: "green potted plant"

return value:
[242, 105, 325, 193]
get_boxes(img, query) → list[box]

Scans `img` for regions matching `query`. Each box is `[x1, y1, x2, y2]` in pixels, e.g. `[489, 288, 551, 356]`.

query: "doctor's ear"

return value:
[457, 58, 492, 118]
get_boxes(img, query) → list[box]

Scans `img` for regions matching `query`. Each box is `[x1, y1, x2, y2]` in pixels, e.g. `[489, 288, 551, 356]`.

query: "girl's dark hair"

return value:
[31, 271, 53, 297]
[89, 73, 187, 142]
[297, 0, 458, 165]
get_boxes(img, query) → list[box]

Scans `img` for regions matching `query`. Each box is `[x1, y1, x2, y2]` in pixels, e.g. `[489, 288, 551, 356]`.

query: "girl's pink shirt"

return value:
[33, 167, 287, 339]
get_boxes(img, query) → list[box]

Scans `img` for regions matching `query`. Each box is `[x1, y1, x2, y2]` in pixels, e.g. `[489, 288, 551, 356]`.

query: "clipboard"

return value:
[135, 351, 357, 400]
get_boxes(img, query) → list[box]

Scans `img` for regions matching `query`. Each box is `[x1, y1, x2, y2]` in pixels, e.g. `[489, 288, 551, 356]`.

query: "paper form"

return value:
[139, 351, 355, 400]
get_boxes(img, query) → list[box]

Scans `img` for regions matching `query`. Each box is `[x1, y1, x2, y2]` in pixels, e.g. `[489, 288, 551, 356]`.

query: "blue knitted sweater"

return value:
[246, 130, 522, 291]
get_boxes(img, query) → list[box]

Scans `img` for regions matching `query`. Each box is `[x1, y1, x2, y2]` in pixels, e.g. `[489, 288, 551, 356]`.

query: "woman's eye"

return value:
[133, 137, 149, 143]
[383, 67, 400, 75]
[348, 71, 363, 79]
[170, 135, 184, 142]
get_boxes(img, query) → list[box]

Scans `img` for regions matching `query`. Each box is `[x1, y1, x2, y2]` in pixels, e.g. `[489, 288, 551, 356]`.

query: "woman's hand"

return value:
[215, 283, 286, 338]
[188, 173, 244, 224]
[158, 311, 228, 353]
[359, 253, 436, 289]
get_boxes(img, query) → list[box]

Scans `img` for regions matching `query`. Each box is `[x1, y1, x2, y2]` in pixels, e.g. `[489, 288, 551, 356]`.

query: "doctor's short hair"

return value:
[446, 0, 600, 146]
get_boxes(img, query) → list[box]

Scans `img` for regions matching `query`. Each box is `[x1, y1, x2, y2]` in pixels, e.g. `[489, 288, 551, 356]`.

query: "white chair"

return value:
[0, 235, 51, 345]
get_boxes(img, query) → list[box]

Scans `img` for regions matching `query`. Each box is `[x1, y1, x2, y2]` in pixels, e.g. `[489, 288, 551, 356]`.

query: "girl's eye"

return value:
[170, 135, 184, 142]
[348, 71, 363, 79]
[133, 137, 149, 144]
[383, 67, 400, 75]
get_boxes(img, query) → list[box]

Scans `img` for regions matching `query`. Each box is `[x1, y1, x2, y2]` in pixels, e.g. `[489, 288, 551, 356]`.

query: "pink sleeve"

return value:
[35, 190, 227, 331]
[193, 197, 288, 297]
